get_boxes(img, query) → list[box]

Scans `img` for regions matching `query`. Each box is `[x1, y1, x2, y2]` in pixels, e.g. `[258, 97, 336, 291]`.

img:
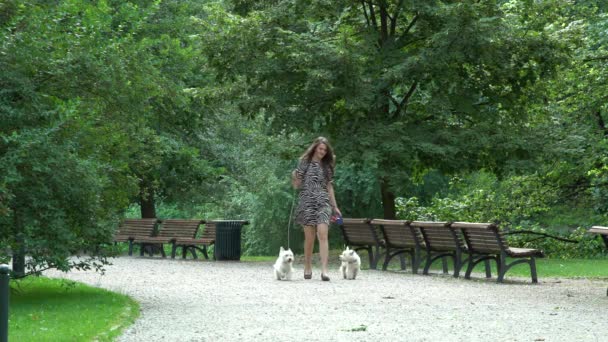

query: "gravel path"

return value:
[45, 257, 608, 342]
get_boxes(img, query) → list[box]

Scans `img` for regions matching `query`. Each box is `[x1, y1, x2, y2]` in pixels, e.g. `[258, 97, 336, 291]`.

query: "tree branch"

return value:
[503, 230, 579, 243]
[398, 12, 419, 43]
[361, 0, 372, 29]
[594, 110, 608, 137]
[583, 55, 608, 62]
[390, 0, 405, 36]
[398, 81, 418, 114]
[367, 1, 379, 32]
[379, 3, 389, 43]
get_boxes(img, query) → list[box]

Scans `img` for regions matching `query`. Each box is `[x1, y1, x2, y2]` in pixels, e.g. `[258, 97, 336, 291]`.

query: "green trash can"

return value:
[214, 220, 249, 261]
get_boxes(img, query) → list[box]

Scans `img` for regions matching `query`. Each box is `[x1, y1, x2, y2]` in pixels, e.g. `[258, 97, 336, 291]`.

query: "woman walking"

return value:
[292, 137, 341, 281]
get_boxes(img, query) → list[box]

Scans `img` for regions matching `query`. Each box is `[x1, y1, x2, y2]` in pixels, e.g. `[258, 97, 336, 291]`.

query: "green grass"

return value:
[408, 257, 608, 279]
[241, 255, 275, 262]
[9, 277, 139, 342]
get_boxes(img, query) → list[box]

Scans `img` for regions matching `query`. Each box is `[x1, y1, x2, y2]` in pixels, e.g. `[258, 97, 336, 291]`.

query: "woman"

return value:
[292, 137, 341, 281]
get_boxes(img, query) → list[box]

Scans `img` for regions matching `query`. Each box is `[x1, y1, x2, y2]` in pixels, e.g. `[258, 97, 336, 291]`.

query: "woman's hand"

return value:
[291, 169, 302, 189]
[333, 207, 342, 217]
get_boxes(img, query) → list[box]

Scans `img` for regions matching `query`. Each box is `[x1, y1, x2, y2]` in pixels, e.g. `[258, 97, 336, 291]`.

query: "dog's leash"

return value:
[287, 190, 296, 250]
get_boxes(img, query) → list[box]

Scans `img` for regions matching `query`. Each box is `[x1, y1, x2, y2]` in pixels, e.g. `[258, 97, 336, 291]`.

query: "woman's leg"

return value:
[303, 225, 316, 275]
[317, 224, 329, 276]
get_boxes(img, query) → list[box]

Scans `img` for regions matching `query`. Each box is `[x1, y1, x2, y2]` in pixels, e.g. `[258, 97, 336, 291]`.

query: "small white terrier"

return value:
[339, 246, 361, 280]
[273, 246, 294, 280]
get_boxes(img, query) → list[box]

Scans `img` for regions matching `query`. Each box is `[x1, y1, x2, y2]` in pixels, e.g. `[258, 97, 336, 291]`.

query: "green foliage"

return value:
[9, 277, 139, 341]
[2, 0, 608, 262]
[0, 0, 224, 275]
[396, 170, 606, 258]
[202, 0, 570, 218]
[396, 171, 555, 224]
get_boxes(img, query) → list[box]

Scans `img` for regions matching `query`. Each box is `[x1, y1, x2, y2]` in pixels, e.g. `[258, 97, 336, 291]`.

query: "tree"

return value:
[201, 0, 567, 218]
[0, 0, 222, 276]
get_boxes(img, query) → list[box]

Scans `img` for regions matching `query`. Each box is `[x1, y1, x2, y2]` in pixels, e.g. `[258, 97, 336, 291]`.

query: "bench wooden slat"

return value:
[170, 221, 220, 260]
[589, 226, 608, 235]
[113, 219, 162, 257]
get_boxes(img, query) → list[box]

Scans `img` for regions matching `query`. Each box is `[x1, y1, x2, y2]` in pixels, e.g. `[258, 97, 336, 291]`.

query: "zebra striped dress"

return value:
[295, 159, 333, 226]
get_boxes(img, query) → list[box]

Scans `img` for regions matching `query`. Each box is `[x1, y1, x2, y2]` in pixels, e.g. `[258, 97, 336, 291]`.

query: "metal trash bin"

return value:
[214, 220, 249, 261]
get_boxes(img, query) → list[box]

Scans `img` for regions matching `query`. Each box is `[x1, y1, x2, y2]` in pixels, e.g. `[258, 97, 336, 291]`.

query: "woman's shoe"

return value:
[304, 272, 312, 280]
[321, 273, 330, 281]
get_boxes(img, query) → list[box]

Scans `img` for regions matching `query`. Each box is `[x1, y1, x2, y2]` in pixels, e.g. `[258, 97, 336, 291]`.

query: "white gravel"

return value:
[44, 257, 608, 342]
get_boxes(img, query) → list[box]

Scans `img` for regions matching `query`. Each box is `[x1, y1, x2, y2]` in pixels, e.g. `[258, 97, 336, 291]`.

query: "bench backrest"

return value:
[371, 219, 421, 249]
[198, 221, 216, 240]
[159, 219, 205, 239]
[412, 221, 465, 251]
[589, 226, 608, 248]
[340, 218, 380, 246]
[116, 218, 161, 238]
[589, 226, 608, 235]
[451, 222, 506, 254]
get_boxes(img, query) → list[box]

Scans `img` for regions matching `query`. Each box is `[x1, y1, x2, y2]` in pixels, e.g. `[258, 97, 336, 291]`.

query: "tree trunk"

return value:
[139, 181, 157, 218]
[380, 179, 396, 219]
[12, 214, 25, 277]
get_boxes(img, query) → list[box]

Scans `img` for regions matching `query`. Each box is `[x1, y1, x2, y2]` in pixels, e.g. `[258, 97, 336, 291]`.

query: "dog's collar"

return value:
[347, 261, 358, 264]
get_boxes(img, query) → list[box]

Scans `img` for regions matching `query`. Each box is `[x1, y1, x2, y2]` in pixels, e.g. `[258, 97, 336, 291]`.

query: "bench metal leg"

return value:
[372, 246, 380, 269]
[412, 248, 421, 274]
[422, 252, 455, 276]
[497, 257, 537, 283]
[441, 257, 448, 274]
[484, 259, 492, 278]
[189, 247, 198, 259]
[399, 254, 406, 270]
[530, 257, 538, 283]
[465, 255, 496, 280]
[383, 249, 408, 271]
[452, 250, 462, 278]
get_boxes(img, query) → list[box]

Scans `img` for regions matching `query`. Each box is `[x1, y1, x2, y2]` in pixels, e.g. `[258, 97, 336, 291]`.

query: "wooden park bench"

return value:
[371, 219, 423, 273]
[451, 222, 545, 283]
[339, 218, 384, 269]
[411, 221, 465, 277]
[172, 221, 217, 259]
[589, 226, 608, 248]
[132, 219, 205, 258]
[589, 226, 608, 295]
[113, 218, 162, 256]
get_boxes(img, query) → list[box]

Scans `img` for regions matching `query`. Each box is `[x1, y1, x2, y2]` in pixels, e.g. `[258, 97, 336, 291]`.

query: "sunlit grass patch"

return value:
[9, 277, 139, 341]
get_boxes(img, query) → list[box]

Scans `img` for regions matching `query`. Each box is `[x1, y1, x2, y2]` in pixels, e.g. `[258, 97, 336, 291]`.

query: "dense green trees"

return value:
[0, 0, 222, 275]
[1, 0, 607, 267]
[204, 0, 568, 218]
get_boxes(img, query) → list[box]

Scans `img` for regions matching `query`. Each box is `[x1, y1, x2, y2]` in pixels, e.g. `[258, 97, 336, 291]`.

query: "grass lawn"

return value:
[9, 277, 139, 342]
[385, 255, 608, 278]
[502, 258, 608, 278]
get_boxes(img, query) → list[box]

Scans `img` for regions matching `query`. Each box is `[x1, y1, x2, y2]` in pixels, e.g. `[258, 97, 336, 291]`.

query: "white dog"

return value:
[339, 246, 361, 280]
[273, 246, 294, 280]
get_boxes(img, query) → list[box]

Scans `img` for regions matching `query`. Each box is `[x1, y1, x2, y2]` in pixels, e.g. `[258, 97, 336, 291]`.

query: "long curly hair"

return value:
[299, 136, 335, 176]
